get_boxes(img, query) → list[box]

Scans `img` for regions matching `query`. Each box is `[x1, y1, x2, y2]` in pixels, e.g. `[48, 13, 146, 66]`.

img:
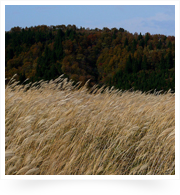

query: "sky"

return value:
[5, 4, 175, 36]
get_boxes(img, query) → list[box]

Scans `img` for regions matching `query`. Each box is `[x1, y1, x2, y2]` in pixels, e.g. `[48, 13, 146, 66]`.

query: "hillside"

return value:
[5, 76, 175, 175]
[5, 25, 175, 92]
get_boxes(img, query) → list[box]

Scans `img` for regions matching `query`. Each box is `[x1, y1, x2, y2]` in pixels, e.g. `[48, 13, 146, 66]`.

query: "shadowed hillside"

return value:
[5, 25, 175, 93]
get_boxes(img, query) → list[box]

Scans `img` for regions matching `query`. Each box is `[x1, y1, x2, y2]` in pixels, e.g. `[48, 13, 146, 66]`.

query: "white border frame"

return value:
[1, 0, 179, 181]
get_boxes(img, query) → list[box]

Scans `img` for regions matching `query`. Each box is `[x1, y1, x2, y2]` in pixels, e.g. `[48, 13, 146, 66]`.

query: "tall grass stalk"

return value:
[5, 75, 175, 175]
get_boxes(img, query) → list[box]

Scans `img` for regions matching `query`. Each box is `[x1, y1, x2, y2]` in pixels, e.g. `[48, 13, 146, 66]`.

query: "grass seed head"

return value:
[5, 75, 175, 175]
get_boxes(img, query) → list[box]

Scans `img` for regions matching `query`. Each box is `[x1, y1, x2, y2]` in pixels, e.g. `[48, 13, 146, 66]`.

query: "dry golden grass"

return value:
[5, 75, 175, 175]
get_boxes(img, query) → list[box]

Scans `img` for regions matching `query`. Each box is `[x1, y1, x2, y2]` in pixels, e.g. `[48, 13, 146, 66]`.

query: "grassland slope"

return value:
[5, 75, 175, 175]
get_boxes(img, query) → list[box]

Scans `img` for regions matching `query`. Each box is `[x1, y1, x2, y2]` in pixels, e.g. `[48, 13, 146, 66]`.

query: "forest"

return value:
[5, 24, 175, 92]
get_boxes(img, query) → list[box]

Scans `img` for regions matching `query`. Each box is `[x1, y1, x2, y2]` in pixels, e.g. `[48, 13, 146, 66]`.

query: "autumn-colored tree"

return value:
[5, 24, 175, 93]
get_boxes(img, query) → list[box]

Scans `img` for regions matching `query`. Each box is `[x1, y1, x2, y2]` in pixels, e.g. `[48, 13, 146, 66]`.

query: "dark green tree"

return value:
[138, 32, 143, 40]
[157, 40, 162, 49]
[159, 53, 165, 70]
[142, 55, 148, 70]
[165, 51, 174, 69]
[124, 37, 128, 47]
[149, 42, 153, 50]
[125, 55, 133, 73]
[139, 39, 145, 48]
[132, 58, 139, 73]
[132, 39, 137, 53]
[54, 29, 64, 60]
[145, 33, 150, 46]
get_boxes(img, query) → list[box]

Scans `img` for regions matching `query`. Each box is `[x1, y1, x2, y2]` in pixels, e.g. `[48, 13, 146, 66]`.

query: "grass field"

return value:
[5, 75, 175, 175]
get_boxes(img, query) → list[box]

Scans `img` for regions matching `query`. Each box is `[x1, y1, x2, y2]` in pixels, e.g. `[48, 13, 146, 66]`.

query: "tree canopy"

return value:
[5, 25, 175, 92]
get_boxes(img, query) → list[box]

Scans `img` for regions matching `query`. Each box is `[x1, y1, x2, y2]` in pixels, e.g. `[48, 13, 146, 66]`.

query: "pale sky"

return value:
[5, 5, 175, 36]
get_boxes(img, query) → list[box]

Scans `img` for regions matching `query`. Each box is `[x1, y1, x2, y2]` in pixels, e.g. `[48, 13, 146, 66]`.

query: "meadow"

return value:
[5, 75, 175, 175]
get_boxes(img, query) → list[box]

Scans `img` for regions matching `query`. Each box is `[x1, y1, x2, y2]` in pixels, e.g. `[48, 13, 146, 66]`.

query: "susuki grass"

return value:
[5, 75, 175, 175]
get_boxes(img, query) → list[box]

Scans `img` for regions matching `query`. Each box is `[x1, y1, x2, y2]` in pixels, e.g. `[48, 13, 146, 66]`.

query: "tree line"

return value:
[5, 24, 175, 92]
